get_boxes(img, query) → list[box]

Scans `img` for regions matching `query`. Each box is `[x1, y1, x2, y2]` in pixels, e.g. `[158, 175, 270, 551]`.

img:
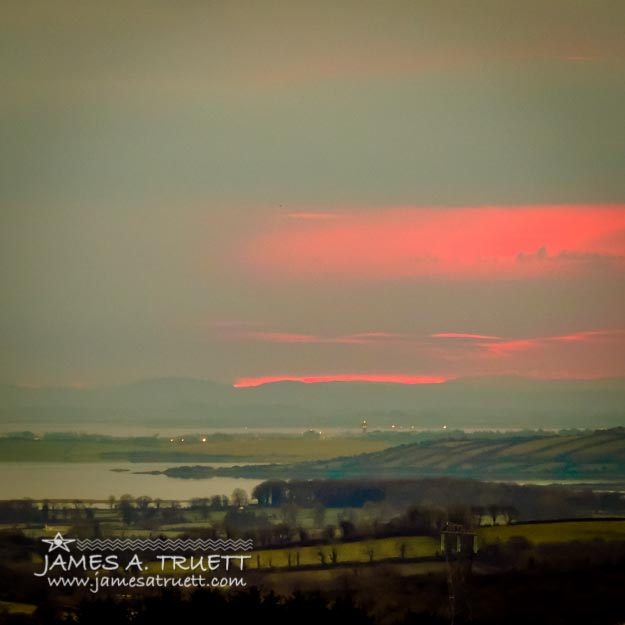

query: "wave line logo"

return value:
[73, 538, 253, 551]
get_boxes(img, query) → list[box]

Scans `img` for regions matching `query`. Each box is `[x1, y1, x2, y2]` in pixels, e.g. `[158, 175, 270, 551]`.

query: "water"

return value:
[1, 461, 622, 503]
[0, 462, 263, 501]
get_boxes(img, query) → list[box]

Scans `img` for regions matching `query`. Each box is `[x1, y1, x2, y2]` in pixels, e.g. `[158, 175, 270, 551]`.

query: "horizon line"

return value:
[7, 373, 625, 391]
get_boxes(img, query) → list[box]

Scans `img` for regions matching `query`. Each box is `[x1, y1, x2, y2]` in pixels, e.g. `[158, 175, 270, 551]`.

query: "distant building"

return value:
[361, 419, 368, 433]
[440, 524, 478, 624]
[440, 524, 479, 555]
[302, 429, 321, 439]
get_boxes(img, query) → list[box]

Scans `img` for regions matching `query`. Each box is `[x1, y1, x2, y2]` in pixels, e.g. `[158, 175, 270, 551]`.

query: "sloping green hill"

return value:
[165, 428, 625, 481]
[309, 428, 625, 479]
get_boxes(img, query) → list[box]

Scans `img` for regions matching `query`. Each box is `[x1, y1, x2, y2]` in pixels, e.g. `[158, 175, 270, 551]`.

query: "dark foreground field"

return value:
[2, 484, 625, 625]
[2, 430, 625, 624]
[1, 522, 625, 625]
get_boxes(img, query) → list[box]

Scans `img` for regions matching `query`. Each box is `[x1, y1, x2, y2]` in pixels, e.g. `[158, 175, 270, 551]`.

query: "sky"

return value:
[1, 0, 625, 388]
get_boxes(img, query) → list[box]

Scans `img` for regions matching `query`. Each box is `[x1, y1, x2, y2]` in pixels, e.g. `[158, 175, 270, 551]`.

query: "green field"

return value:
[153, 536, 440, 575]
[0, 601, 37, 616]
[258, 560, 448, 594]
[0, 435, 390, 464]
[276, 429, 625, 480]
[478, 519, 625, 544]
[249, 520, 625, 571]
[246, 536, 439, 569]
[246, 521, 625, 573]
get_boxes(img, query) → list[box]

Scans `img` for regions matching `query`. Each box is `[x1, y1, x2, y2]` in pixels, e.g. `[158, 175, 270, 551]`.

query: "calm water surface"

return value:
[0, 462, 263, 501]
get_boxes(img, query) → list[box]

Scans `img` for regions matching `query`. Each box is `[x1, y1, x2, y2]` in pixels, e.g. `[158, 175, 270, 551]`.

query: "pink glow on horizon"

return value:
[482, 339, 537, 356]
[218, 324, 625, 382]
[233, 374, 453, 388]
[242, 205, 625, 280]
[480, 329, 625, 357]
[550, 329, 625, 343]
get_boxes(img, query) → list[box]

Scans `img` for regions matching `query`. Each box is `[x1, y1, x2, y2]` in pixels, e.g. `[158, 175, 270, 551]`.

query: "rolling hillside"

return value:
[312, 427, 625, 479]
[163, 427, 625, 481]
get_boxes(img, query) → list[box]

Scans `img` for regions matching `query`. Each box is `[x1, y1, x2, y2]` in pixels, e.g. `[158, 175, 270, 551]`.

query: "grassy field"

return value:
[246, 536, 439, 569]
[244, 520, 625, 571]
[0, 435, 391, 464]
[256, 560, 448, 594]
[478, 519, 625, 544]
[153, 535, 440, 575]
[18, 525, 185, 540]
[0, 601, 37, 616]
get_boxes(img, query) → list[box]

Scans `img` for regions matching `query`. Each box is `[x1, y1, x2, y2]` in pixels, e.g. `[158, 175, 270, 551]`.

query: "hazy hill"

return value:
[305, 427, 625, 480]
[163, 427, 625, 481]
[0, 376, 624, 430]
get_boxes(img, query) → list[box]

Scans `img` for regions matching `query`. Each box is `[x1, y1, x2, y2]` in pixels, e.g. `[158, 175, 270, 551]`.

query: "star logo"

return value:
[42, 532, 76, 552]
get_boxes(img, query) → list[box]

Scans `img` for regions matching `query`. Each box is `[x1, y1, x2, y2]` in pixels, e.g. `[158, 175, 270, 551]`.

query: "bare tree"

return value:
[281, 503, 298, 527]
[136, 496, 152, 512]
[399, 542, 407, 559]
[231, 488, 249, 507]
[312, 502, 326, 529]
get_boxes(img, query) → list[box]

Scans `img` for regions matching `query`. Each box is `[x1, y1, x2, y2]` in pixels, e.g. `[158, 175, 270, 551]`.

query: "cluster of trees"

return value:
[188, 488, 249, 516]
[252, 480, 385, 508]
[3, 477, 623, 551]
[0, 500, 44, 524]
[252, 478, 625, 521]
[113, 488, 250, 527]
[0, 488, 253, 528]
[109, 488, 249, 529]
[114, 495, 184, 528]
[216, 502, 468, 544]
[0, 500, 97, 525]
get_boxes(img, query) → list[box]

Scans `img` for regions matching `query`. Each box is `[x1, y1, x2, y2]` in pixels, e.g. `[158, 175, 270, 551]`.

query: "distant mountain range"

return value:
[1, 376, 624, 430]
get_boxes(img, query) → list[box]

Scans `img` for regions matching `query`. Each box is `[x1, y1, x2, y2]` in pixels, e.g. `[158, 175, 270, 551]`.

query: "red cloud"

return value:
[241, 205, 625, 280]
[233, 374, 453, 388]
[549, 330, 625, 343]
[228, 328, 625, 385]
[480, 329, 625, 357]
[481, 339, 538, 356]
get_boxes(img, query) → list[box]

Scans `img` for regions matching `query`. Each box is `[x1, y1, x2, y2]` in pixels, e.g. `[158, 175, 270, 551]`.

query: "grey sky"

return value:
[1, 1, 624, 386]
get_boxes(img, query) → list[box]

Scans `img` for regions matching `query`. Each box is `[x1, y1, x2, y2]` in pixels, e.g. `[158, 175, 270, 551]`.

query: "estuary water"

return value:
[0, 462, 263, 501]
